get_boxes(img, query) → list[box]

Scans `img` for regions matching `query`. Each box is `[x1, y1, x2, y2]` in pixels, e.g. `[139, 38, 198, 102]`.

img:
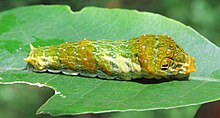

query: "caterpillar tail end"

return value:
[29, 44, 35, 50]
[24, 44, 35, 63]
[24, 57, 31, 63]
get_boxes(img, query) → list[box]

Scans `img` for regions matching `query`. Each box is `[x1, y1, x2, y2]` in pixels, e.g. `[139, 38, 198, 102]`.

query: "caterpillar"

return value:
[24, 34, 196, 80]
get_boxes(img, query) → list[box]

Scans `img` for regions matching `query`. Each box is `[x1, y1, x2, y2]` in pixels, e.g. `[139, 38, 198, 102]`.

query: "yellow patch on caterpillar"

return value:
[35, 56, 46, 70]
[24, 57, 31, 63]
[45, 56, 54, 64]
[103, 55, 141, 73]
[115, 56, 130, 73]
[130, 61, 142, 72]
[29, 44, 35, 50]
[24, 44, 35, 63]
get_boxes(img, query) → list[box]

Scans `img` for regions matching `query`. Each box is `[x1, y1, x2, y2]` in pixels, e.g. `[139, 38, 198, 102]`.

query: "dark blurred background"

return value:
[0, 0, 219, 118]
[0, 0, 219, 46]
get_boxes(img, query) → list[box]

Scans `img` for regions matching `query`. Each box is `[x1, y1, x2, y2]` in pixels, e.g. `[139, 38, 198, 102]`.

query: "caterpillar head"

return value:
[160, 57, 196, 77]
[159, 46, 196, 78]
[138, 35, 196, 79]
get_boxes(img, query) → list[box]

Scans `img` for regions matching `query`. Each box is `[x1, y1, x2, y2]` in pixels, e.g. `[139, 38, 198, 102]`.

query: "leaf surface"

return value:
[0, 5, 219, 116]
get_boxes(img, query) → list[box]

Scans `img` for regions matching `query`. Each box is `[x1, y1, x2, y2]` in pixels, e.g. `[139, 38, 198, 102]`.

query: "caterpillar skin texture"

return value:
[24, 34, 196, 80]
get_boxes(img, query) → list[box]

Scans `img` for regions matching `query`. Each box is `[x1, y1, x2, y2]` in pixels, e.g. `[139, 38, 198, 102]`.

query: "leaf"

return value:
[0, 5, 219, 116]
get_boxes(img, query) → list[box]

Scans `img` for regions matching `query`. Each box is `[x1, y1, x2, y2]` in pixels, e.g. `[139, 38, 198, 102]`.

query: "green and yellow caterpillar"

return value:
[24, 34, 196, 80]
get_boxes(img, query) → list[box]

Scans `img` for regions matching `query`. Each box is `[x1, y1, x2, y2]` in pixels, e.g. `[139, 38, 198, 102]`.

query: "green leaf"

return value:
[0, 5, 219, 116]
